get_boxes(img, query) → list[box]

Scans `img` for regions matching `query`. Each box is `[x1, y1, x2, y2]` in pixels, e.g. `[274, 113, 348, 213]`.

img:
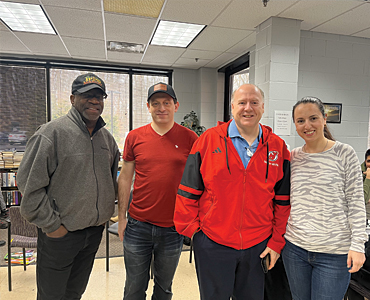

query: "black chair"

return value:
[7, 206, 38, 291]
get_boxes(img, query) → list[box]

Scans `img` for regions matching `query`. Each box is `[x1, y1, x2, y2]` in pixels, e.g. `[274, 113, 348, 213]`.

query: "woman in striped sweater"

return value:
[282, 96, 367, 300]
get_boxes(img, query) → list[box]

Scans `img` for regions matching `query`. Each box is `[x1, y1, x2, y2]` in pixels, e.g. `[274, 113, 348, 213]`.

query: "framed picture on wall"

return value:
[323, 103, 342, 123]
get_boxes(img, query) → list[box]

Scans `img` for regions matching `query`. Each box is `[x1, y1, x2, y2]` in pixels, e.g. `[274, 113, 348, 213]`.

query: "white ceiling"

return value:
[1, 0, 370, 70]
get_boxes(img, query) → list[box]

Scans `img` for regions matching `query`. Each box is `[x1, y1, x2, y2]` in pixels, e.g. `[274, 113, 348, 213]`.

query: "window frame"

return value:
[0, 56, 172, 132]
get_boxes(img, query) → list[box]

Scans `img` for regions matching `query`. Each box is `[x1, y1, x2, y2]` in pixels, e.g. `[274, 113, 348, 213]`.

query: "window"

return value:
[1, 58, 172, 151]
[132, 74, 169, 129]
[230, 68, 249, 94]
[50, 69, 129, 149]
[218, 53, 249, 121]
[0, 65, 47, 151]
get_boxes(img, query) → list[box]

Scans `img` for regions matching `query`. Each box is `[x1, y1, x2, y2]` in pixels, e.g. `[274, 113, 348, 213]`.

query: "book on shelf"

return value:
[1, 172, 17, 187]
[0, 151, 24, 169]
[1, 191, 22, 205]
[4, 249, 36, 265]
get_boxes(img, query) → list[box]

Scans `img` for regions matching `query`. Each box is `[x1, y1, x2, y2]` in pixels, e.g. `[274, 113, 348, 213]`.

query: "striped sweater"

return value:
[285, 141, 368, 254]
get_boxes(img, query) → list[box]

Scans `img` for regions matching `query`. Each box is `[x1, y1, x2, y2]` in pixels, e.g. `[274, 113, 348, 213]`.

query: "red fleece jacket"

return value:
[174, 120, 291, 253]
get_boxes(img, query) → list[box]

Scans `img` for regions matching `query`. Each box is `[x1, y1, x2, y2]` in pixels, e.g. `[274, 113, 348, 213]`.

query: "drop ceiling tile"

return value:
[0, 21, 9, 31]
[173, 57, 210, 69]
[279, 0, 362, 31]
[353, 28, 370, 40]
[104, 0, 164, 18]
[142, 45, 185, 64]
[188, 26, 253, 52]
[44, 6, 104, 39]
[212, 0, 298, 30]
[0, 31, 30, 53]
[41, 0, 102, 11]
[161, 0, 230, 24]
[62, 36, 105, 59]
[105, 13, 156, 43]
[13, 32, 69, 56]
[181, 49, 222, 60]
[204, 52, 239, 69]
[226, 32, 256, 54]
[142, 60, 173, 68]
[107, 50, 143, 64]
[313, 3, 370, 36]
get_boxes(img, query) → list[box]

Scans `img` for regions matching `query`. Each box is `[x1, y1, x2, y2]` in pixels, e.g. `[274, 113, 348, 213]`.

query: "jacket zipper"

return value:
[91, 135, 100, 224]
[238, 140, 265, 249]
[239, 170, 247, 249]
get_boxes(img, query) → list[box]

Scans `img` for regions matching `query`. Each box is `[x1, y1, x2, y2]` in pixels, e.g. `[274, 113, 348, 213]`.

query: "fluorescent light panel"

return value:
[151, 20, 205, 48]
[0, 1, 55, 34]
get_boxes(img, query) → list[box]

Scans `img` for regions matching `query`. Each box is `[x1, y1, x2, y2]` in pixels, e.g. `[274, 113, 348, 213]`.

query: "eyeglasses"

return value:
[79, 93, 107, 102]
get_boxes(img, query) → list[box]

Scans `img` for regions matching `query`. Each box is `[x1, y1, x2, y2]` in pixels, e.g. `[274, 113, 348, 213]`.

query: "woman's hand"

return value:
[347, 250, 366, 273]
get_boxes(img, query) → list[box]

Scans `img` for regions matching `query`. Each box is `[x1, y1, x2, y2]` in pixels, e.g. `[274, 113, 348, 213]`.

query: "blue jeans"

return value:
[123, 216, 183, 300]
[282, 239, 350, 300]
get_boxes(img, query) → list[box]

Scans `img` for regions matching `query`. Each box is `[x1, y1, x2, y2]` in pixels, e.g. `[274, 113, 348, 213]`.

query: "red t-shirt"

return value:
[123, 123, 198, 227]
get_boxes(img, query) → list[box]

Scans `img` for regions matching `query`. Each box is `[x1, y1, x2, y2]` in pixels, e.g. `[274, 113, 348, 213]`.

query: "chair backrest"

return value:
[9, 206, 38, 237]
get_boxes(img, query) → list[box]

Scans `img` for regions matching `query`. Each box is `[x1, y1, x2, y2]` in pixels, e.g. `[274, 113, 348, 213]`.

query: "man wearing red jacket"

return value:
[174, 84, 291, 300]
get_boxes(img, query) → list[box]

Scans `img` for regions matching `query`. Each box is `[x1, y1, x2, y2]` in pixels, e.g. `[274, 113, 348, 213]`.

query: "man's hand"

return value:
[118, 218, 128, 242]
[46, 225, 68, 238]
[363, 168, 370, 179]
[347, 250, 366, 273]
[260, 246, 280, 270]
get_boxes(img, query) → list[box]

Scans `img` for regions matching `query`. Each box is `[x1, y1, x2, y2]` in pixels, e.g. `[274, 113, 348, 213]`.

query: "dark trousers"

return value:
[264, 256, 292, 300]
[36, 225, 104, 300]
[193, 231, 268, 300]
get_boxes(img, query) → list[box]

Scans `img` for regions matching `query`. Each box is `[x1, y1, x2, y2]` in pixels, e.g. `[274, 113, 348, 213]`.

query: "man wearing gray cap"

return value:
[117, 82, 198, 299]
[17, 73, 120, 300]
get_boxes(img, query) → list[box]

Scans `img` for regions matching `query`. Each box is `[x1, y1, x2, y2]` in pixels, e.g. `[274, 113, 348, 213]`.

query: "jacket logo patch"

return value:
[212, 147, 222, 154]
[268, 151, 279, 162]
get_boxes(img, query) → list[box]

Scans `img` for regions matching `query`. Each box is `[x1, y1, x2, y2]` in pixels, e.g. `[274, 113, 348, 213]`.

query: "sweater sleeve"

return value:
[344, 146, 368, 253]
[267, 143, 291, 253]
[174, 140, 205, 238]
[17, 133, 61, 233]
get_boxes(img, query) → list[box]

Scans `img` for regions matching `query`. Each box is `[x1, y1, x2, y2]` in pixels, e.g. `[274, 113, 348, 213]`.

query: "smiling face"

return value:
[231, 84, 264, 133]
[293, 102, 327, 143]
[147, 93, 179, 126]
[70, 88, 105, 128]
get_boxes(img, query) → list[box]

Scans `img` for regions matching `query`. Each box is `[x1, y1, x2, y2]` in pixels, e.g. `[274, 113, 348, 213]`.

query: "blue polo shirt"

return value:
[228, 119, 262, 169]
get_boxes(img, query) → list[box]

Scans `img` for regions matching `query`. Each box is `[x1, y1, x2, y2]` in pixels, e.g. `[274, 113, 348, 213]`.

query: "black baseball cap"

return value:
[147, 82, 177, 103]
[71, 73, 107, 97]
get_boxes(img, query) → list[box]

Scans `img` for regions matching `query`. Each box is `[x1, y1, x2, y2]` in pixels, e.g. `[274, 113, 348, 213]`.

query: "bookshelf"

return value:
[0, 151, 24, 207]
[1, 168, 22, 206]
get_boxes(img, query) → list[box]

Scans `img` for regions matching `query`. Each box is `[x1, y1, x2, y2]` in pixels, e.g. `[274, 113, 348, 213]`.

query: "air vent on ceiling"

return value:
[107, 41, 145, 53]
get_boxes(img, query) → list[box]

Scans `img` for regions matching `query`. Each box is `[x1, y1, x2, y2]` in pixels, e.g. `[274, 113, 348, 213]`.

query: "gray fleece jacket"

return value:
[17, 107, 119, 233]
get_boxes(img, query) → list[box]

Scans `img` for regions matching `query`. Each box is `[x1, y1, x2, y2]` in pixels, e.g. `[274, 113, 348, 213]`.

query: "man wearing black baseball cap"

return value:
[117, 82, 198, 299]
[17, 73, 119, 300]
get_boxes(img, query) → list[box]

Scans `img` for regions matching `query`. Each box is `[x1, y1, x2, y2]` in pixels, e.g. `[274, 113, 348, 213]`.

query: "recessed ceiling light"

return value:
[151, 20, 205, 48]
[0, 1, 56, 34]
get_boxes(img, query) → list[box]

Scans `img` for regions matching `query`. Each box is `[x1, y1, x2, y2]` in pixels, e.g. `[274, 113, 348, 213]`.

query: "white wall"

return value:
[298, 31, 370, 159]
[172, 30, 370, 160]
[173, 67, 220, 129]
[172, 68, 200, 125]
